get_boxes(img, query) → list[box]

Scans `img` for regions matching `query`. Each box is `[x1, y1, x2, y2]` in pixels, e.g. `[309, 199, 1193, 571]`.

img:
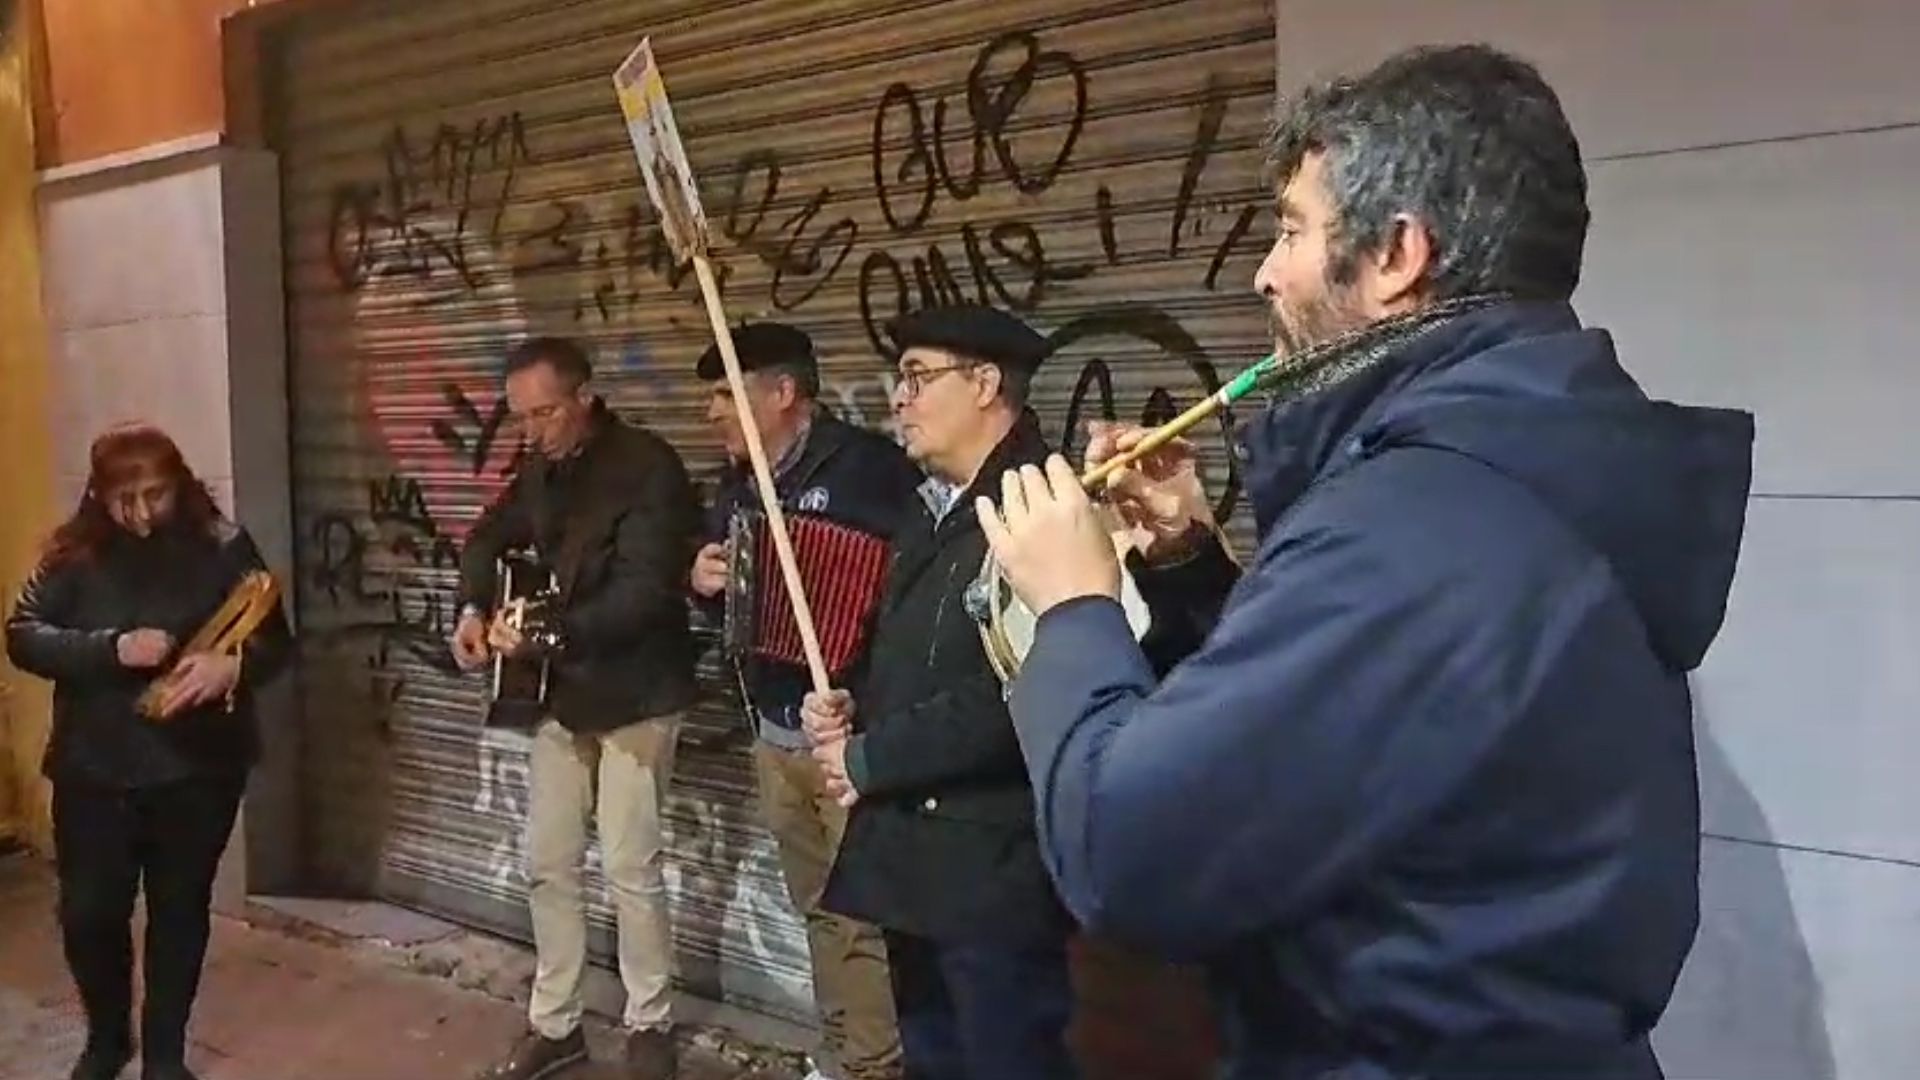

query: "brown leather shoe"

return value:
[624, 1028, 679, 1080]
[475, 1029, 588, 1080]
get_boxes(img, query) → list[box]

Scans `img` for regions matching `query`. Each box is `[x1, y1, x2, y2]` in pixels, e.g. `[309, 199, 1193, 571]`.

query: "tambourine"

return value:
[136, 570, 279, 721]
[967, 530, 1153, 687]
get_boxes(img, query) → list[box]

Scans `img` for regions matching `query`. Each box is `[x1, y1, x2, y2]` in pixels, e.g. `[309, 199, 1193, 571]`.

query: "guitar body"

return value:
[485, 548, 560, 730]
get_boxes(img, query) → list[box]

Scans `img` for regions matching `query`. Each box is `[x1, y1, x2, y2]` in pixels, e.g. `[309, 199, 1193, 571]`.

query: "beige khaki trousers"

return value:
[526, 715, 680, 1038]
[755, 741, 903, 1080]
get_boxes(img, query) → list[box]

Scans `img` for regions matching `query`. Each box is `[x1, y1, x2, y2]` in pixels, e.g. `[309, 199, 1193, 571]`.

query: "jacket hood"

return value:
[1243, 301, 1755, 672]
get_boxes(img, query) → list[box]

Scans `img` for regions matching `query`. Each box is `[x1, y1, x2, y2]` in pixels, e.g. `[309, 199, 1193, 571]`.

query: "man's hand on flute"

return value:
[1086, 420, 1215, 566]
[977, 456, 1122, 619]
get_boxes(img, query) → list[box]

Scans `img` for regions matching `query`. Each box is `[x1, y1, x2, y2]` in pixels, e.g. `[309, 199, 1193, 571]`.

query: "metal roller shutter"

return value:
[271, 0, 1274, 1025]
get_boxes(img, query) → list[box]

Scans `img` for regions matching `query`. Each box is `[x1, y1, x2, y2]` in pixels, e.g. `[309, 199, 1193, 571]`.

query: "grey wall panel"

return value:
[1655, 831, 1920, 1080]
[1581, 128, 1920, 498]
[1276, 0, 1920, 158]
[1690, 497, 1920, 864]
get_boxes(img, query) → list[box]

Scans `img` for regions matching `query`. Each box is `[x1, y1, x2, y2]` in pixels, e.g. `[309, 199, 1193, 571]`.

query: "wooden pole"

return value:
[692, 255, 832, 695]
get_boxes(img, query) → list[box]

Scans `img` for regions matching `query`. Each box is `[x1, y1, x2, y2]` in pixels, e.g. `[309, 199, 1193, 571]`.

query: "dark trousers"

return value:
[52, 775, 244, 1067]
[884, 930, 1078, 1080]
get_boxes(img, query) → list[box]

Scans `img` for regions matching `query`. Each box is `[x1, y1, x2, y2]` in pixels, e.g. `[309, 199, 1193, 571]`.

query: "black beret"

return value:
[885, 304, 1050, 373]
[696, 321, 817, 381]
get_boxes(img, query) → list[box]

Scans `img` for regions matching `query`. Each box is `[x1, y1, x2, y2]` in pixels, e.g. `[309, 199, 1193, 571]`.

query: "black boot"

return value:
[140, 1063, 200, 1080]
[67, 1037, 131, 1080]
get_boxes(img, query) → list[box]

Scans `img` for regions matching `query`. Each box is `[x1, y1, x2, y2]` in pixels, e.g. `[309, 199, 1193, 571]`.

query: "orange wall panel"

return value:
[39, 0, 277, 165]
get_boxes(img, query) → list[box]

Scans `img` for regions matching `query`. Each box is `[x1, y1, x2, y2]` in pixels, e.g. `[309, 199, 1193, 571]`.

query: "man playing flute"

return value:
[977, 45, 1755, 1080]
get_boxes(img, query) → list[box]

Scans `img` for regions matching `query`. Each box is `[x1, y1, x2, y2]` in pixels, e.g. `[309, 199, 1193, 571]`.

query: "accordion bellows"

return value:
[725, 510, 891, 678]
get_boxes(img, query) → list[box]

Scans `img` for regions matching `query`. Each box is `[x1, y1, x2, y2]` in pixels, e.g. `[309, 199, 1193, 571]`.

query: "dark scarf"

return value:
[101, 518, 213, 571]
[1252, 294, 1512, 410]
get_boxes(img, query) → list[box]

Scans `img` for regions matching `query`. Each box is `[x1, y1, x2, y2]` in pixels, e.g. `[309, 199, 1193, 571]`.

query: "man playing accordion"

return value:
[688, 322, 921, 1080]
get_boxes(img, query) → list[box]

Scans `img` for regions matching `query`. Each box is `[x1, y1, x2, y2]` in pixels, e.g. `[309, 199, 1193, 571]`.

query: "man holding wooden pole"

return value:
[800, 307, 1080, 1080]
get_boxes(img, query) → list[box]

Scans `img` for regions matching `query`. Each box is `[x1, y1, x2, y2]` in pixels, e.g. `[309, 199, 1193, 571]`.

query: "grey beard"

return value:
[1258, 293, 1512, 407]
[1268, 307, 1302, 358]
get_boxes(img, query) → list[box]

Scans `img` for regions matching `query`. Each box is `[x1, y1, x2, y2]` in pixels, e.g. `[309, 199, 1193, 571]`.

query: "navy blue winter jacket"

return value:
[700, 411, 922, 747]
[1008, 301, 1754, 1079]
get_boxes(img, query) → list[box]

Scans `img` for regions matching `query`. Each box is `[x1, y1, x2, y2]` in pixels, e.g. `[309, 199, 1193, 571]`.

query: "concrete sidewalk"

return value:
[0, 852, 805, 1080]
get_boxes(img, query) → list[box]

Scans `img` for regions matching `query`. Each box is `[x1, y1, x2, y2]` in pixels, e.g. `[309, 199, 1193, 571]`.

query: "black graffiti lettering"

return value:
[931, 92, 986, 202]
[1096, 185, 1120, 265]
[853, 219, 1092, 349]
[384, 537, 459, 649]
[324, 112, 534, 296]
[306, 488, 463, 678]
[375, 153, 463, 286]
[983, 220, 1092, 310]
[974, 31, 1088, 196]
[515, 201, 586, 276]
[1206, 205, 1261, 291]
[912, 246, 972, 310]
[623, 203, 706, 299]
[871, 31, 1089, 241]
[956, 225, 998, 307]
[1060, 359, 1117, 455]
[475, 113, 533, 242]
[310, 514, 383, 607]
[1141, 387, 1179, 427]
[1050, 304, 1243, 523]
[1170, 78, 1232, 258]
[430, 384, 513, 478]
[873, 84, 937, 235]
[576, 282, 617, 323]
[383, 221, 479, 299]
[372, 126, 440, 283]
[315, 600, 461, 676]
[724, 150, 782, 243]
[367, 476, 434, 533]
[724, 152, 817, 281]
[327, 184, 379, 290]
[389, 112, 532, 244]
[858, 250, 911, 357]
[770, 189, 858, 312]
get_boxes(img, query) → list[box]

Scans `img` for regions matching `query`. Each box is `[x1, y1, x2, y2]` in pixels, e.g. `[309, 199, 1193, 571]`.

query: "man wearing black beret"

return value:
[690, 321, 921, 1080]
[801, 305, 1079, 1079]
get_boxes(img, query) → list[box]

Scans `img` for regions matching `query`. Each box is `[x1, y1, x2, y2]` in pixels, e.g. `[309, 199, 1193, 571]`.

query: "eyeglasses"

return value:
[894, 363, 974, 401]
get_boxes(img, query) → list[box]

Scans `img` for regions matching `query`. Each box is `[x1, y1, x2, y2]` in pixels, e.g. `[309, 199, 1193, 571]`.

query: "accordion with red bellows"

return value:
[722, 509, 892, 678]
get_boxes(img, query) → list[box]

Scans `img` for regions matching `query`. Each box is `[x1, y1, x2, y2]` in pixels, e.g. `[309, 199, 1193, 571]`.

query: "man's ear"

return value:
[773, 373, 802, 410]
[973, 363, 1004, 408]
[1365, 213, 1435, 311]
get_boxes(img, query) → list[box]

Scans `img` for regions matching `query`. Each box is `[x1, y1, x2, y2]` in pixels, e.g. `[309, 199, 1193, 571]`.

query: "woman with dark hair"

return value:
[5, 422, 292, 1080]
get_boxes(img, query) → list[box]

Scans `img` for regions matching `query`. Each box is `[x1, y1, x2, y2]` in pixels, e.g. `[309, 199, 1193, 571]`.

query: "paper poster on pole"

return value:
[612, 37, 709, 262]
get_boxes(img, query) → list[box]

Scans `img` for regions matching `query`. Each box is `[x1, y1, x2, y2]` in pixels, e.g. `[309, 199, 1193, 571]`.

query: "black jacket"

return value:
[5, 521, 294, 789]
[699, 411, 923, 742]
[459, 400, 701, 732]
[822, 413, 1072, 946]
